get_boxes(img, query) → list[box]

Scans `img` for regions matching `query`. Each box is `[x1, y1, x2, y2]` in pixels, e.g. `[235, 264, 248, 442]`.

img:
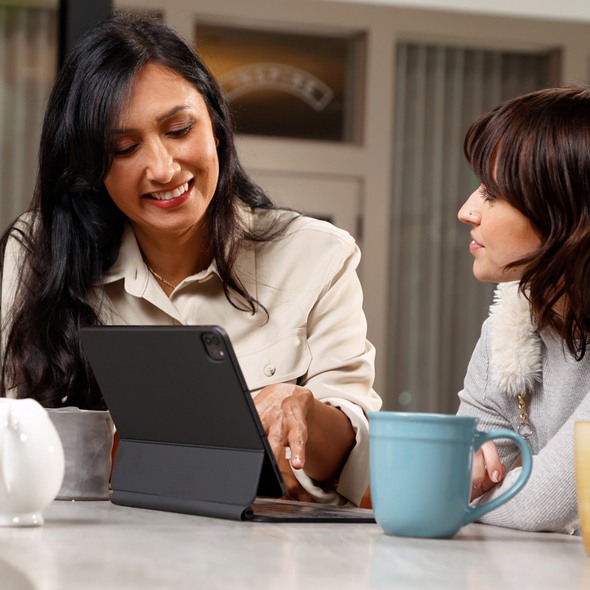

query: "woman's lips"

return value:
[147, 180, 190, 201]
[469, 237, 483, 253]
[144, 180, 193, 208]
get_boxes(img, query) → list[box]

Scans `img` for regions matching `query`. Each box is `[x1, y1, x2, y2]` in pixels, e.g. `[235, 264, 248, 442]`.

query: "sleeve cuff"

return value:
[291, 398, 370, 506]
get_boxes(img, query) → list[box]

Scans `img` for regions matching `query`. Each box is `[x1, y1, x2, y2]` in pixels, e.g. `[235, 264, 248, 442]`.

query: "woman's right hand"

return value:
[471, 440, 506, 500]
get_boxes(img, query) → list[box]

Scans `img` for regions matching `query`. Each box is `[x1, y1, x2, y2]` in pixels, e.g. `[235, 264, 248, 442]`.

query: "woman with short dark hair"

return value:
[457, 86, 590, 533]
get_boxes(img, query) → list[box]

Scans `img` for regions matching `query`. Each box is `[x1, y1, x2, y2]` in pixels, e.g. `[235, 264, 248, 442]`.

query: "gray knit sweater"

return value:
[457, 282, 590, 535]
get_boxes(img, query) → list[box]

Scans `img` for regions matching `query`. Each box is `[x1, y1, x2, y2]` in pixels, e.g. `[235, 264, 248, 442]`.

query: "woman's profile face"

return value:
[104, 63, 219, 242]
[457, 185, 541, 283]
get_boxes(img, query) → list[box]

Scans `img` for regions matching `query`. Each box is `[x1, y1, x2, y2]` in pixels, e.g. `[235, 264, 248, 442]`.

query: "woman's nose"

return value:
[145, 141, 180, 183]
[457, 191, 481, 224]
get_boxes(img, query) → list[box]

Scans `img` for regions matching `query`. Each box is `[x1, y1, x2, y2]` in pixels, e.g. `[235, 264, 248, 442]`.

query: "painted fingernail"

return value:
[492, 470, 501, 482]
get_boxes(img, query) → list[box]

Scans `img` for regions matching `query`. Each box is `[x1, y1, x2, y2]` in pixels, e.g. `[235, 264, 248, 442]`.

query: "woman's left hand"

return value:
[471, 440, 506, 500]
[254, 383, 314, 471]
[254, 382, 356, 501]
[253, 383, 316, 501]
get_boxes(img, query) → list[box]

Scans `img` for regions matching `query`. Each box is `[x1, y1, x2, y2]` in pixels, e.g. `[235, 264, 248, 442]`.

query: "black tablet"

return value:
[80, 325, 374, 523]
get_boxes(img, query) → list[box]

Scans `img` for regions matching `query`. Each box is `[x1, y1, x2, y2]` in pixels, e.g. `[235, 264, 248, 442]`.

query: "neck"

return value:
[134, 224, 212, 290]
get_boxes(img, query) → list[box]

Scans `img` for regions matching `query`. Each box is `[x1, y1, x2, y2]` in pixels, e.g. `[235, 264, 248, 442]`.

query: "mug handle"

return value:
[464, 428, 532, 524]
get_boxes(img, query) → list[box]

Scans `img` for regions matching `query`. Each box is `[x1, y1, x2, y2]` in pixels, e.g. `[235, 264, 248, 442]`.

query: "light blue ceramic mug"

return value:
[369, 412, 532, 538]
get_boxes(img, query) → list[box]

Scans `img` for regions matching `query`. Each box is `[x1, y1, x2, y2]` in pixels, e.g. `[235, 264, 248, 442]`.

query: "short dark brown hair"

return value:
[464, 86, 590, 358]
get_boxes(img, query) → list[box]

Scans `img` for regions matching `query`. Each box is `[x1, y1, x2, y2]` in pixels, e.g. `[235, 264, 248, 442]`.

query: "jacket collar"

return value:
[488, 281, 542, 397]
[102, 209, 258, 305]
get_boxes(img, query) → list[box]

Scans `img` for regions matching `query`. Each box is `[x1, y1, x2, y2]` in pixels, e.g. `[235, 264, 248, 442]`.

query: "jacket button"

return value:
[264, 364, 276, 377]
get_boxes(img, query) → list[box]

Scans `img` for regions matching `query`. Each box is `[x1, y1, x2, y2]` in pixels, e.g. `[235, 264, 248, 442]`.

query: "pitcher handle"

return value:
[464, 428, 532, 524]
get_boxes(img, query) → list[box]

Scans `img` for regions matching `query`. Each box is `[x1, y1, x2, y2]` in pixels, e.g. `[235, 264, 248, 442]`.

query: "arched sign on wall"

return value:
[219, 63, 334, 112]
[196, 23, 365, 142]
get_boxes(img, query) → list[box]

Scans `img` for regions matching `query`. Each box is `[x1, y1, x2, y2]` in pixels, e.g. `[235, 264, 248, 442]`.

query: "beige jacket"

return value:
[3, 210, 381, 505]
[102, 211, 381, 505]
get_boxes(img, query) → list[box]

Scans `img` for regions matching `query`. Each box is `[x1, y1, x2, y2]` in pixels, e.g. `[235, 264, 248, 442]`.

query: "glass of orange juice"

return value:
[575, 421, 590, 556]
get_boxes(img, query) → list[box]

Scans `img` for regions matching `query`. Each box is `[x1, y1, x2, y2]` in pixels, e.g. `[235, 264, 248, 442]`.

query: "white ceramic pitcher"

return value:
[0, 398, 65, 526]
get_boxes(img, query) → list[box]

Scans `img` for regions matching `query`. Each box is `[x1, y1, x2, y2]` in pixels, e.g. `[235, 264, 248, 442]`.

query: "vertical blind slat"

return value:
[0, 5, 56, 231]
[0, 9, 6, 221]
[388, 42, 405, 406]
[12, 9, 28, 221]
[425, 45, 446, 410]
[406, 45, 427, 407]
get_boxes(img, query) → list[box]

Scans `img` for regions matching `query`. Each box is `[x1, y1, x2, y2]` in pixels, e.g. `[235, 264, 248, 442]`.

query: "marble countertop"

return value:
[0, 500, 588, 590]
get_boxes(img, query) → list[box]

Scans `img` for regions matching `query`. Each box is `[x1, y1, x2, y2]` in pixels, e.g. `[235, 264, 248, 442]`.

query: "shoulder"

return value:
[241, 208, 361, 287]
[268, 210, 359, 274]
[1, 212, 39, 315]
[290, 213, 356, 246]
[4, 211, 37, 236]
[251, 208, 358, 254]
[2, 211, 38, 261]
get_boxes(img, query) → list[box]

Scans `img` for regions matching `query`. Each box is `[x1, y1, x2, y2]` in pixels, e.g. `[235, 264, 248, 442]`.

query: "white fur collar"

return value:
[488, 282, 542, 397]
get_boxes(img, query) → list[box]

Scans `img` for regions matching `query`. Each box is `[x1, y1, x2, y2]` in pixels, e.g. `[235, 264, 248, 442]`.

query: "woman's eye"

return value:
[477, 186, 496, 202]
[167, 124, 193, 138]
[113, 144, 138, 157]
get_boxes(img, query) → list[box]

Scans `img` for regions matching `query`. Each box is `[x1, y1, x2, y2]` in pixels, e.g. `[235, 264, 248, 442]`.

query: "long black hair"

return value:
[464, 86, 590, 359]
[0, 14, 283, 408]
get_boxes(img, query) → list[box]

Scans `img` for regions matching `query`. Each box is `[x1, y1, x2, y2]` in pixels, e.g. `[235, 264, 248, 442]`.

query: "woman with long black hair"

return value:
[0, 14, 381, 506]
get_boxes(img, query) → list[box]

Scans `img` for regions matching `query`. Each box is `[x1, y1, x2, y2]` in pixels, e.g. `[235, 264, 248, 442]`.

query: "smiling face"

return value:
[104, 63, 219, 243]
[457, 186, 541, 283]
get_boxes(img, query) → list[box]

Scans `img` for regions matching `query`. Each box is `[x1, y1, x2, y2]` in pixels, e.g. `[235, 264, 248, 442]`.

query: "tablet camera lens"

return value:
[203, 332, 224, 361]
